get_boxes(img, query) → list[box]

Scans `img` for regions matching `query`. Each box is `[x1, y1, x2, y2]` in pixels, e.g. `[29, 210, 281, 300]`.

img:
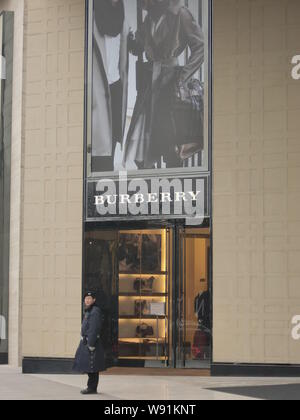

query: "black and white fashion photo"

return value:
[90, 0, 206, 173]
[92, 0, 130, 172]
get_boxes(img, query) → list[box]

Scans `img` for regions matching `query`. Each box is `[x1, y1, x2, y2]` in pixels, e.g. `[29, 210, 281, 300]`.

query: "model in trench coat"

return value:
[123, 0, 205, 169]
[73, 304, 106, 374]
[92, 1, 130, 162]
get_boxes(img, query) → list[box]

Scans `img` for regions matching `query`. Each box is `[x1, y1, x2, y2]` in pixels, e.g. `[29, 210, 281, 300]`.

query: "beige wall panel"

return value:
[213, 0, 300, 364]
[21, 0, 85, 358]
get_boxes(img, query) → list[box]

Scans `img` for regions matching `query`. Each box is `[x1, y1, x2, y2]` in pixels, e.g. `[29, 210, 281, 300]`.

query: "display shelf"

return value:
[119, 271, 167, 276]
[118, 356, 166, 361]
[119, 293, 167, 297]
[119, 315, 166, 320]
[119, 338, 166, 343]
[118, 230, 169, 364]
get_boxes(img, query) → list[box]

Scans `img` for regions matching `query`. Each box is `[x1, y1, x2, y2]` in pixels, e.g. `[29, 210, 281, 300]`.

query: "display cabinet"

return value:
[118, 230, 170, 364]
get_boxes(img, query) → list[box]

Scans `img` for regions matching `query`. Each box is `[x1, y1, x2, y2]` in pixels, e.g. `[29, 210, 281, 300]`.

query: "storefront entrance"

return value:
[84, 222, 211, 370]
[83, 0, 212, 372]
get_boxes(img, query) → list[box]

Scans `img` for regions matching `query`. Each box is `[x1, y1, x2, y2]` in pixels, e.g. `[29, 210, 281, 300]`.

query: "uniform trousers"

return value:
[87, 372, 99, 391]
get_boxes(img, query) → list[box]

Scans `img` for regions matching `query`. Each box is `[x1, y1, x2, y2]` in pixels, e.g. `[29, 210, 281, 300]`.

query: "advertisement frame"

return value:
[83, 0, 213, 223]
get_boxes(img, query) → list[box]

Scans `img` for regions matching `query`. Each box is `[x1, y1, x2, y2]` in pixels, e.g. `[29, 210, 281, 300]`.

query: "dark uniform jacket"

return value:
[73, 305, 106, 373]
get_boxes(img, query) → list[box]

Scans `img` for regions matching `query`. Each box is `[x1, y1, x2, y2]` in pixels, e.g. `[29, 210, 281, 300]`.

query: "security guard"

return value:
[73, 291, 106, 395]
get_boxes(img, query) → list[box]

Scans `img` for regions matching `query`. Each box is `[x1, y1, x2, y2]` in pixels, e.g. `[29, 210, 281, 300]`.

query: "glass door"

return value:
[84, 230, 119, 368]
[176, 227, 211, 369]
[118, 229, 172, 368]
[84, 226, 174, 369]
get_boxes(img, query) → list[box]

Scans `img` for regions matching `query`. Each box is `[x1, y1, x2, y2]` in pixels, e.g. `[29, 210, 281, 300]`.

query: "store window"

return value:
[83, 225, 211, 369]
[118, 229, 170, 365]
[177, 228, 211, 368]
[0, 12, 14, 365]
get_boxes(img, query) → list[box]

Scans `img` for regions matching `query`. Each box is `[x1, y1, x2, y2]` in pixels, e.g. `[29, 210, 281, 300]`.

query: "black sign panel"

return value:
[86, 173, 210, 225]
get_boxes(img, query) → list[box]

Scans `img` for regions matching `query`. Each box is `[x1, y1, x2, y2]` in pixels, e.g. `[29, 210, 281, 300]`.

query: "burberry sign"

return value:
[86, 172, 209, 225]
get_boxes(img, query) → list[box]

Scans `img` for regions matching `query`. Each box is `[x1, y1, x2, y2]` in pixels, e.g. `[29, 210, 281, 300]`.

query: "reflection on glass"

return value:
[84, 230, 119, 365]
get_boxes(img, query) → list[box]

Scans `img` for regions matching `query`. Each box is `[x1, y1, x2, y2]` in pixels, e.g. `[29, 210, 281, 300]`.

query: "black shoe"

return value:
[80, 388, 98, 395]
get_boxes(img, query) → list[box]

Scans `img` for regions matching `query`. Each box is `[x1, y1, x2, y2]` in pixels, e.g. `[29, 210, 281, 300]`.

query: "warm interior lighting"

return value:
[118, 229, 169, 361]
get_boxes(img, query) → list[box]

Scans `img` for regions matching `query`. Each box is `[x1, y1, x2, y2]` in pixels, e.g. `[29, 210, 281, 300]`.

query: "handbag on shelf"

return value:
[136, 323, 154, 338]
[134, 300, 151, 317]
[133, 276, 155, 294]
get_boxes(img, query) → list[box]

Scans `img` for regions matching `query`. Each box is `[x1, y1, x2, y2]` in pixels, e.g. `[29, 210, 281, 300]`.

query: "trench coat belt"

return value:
[152, 58, 179, 85]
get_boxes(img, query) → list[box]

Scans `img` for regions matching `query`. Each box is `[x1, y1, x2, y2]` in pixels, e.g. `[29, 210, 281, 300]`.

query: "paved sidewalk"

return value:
[1, 365, 300, 400]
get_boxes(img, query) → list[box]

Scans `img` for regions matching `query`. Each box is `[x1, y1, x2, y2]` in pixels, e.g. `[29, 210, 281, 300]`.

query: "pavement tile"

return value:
[1, 366, 300, 400]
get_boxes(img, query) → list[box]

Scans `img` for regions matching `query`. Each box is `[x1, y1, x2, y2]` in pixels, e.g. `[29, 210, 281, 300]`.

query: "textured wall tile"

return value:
[213, 0, 300, 364]
[21, 0, 84, 358]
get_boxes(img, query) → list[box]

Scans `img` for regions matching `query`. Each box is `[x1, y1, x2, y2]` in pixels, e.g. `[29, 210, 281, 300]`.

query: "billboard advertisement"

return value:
[85, 0, 211, 222]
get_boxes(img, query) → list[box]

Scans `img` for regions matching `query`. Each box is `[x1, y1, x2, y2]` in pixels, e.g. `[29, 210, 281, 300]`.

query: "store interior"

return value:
[84, 226, 211, 369]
